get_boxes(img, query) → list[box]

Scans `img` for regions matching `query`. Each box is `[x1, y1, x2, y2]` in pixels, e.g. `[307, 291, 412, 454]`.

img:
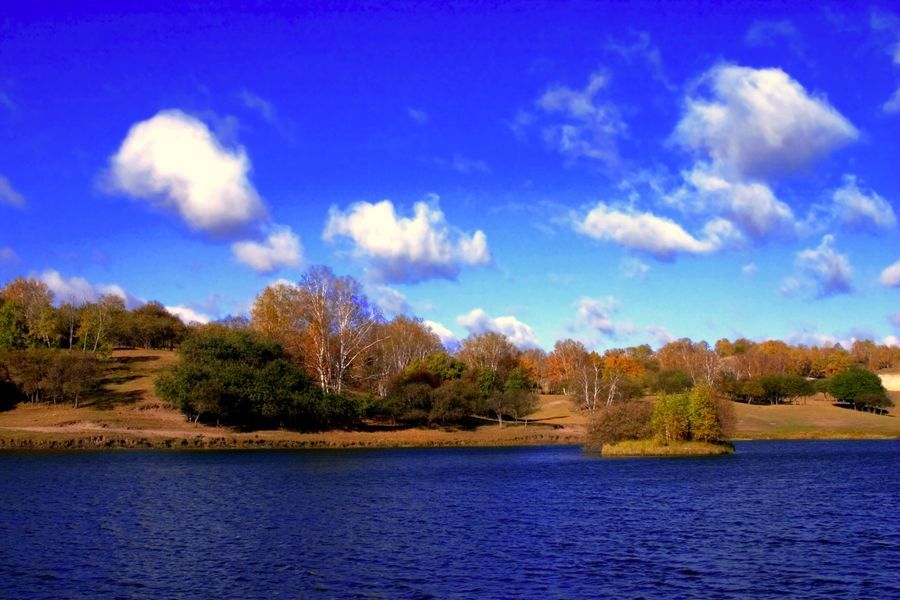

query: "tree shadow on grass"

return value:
[83, 387, 143, 410]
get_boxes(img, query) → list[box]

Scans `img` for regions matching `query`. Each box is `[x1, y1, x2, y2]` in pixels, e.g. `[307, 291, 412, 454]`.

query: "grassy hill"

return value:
[0, 349, 898, 448]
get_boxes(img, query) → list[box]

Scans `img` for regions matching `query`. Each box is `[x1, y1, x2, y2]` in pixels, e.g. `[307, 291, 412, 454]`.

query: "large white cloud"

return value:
[39, 269, 138, 307]
[832, 175, 896, 231]
[107, 110, 266, 236]
[792, 235, 853, 297]
[0, 175, 25, 207]
[673, 65, 857, 180]
[881, 259, 900, 287]
[324, 198, 491, 283]
[457, 308, 540, 350]
[575, 203, 735, 259]
[231, 226, 302, 274]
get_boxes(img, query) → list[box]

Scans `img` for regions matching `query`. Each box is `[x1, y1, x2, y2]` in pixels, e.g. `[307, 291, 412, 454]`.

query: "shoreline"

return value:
[0, 428, 897, 451]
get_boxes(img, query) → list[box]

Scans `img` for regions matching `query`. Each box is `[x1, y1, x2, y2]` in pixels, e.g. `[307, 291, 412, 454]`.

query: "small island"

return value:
[587, 385, 735, 457]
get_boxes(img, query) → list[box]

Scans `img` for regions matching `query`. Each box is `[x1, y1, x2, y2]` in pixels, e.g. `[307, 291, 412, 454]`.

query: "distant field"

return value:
[0, 350, 898, 448]
[879, 373, 900, 392]
[732, 400, 900, 439]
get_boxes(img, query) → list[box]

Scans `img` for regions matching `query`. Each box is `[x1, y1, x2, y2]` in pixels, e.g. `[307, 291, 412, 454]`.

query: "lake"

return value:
[1, 441, 898, 598]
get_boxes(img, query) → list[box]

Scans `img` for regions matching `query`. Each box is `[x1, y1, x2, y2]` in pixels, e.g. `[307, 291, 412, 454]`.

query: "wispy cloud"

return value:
[831, 174, 896, 231]
[433, 154, 491, 175]
[783, 235, 853, 298]
[407, 107, 428, 125]
[0, 175, 25, 208]
[881, 259, 900, 287]
[0, 247, 19, 264]
[518, 69, 626, 167]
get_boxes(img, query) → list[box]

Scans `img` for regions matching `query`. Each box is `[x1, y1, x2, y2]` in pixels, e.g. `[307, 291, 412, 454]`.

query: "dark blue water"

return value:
[1, 441, 898, 598]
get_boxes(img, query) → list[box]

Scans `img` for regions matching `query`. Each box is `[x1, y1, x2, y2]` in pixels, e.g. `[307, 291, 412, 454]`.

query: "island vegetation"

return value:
[0, 268, 897, 451]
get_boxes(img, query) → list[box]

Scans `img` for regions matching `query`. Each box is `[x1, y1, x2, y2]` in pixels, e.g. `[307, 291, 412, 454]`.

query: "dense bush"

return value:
[718, 373, 815, 404]
[155, 327, 359, 430]
[0, 349, 103, 407]
[589, 400, 654, 447]
[652, 385, 732, 444]
[825, 368, 891, 409]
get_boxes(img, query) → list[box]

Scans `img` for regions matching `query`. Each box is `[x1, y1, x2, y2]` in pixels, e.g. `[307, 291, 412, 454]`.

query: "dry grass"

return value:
[601, 439, 733, 457]
[732, 396, 900, 439]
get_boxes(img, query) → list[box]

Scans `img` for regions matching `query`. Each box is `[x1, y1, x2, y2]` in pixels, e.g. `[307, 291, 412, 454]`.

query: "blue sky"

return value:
[1, 1, 899, 351]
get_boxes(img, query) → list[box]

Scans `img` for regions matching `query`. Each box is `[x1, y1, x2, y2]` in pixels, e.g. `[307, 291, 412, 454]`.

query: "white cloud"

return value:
[368, 285, 411, 317]
[673, 65, 857, 180]
[457, 308, 540, 349]
[575, 203, 733, 259]
[424, 320, 457, 347]
[881, 259, 900, 287]
[534, 70, 625, 165]
[107, 109, 266, 236]
[39, 269, 138, 307]
[672, 164, 796, 238]
[793, 235, 853, 297]
[324, 198, 491, 283]
[0, 247, 18, 264]
[832, 175, 896, 230]
[574, 296, 619, 335]
[884, 335, 900, 348]
[231, 226, 302, 274]
[0, 175, 25, 207]
[165, 305, 212, 325]
[742, 263, 759, 276]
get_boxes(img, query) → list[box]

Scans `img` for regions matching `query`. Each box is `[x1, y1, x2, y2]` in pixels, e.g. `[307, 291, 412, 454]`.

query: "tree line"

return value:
[1, 267, 895, 429]
[0, 277, 190, 409]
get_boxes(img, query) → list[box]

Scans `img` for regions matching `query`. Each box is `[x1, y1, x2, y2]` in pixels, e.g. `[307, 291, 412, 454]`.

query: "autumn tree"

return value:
[456, 332, 536, 425]
[0, 277, 56, 347]
[363, 316, 443, 396]
[78, 295, 126, 352]
[251, 266, 382, 395]
[546, 338, 587, 394]
[657, 338, 720, 386]
[250, 282, 306, 357]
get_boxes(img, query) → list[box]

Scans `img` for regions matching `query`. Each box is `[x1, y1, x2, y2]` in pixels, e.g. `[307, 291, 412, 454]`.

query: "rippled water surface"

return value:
[1, 441, 899, 598]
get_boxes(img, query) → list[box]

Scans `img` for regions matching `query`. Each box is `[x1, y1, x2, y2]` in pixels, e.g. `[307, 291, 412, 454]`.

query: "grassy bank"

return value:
[2, 350, 899, 450]
[601, 440, 734, 456]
